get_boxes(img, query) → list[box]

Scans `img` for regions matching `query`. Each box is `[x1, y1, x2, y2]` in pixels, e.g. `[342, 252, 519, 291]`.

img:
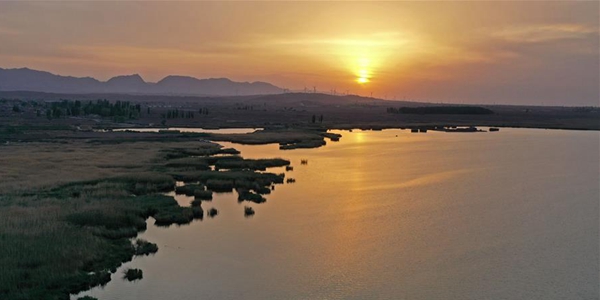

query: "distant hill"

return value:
[0, 67, 283, 96]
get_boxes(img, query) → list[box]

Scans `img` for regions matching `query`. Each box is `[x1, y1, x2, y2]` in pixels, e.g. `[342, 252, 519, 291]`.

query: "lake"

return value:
[73, 128, 599, 300]
[112, 127, 261, 134]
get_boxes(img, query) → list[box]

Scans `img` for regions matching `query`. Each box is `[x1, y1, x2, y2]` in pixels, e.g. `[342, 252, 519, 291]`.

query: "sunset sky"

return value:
[0, 1, 598, 105]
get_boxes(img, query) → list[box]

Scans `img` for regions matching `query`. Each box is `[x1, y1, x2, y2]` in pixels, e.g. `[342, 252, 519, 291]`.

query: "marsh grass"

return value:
[192, 206, 204, 219]
[207, 208, 218, 218]
[206, 179, 235, 192]
[153, 207, 194, 226]
[244, 206, 255, 217]
[0, 137, 283, 299]
[194, 189, 213, 200]
[0, 202, 131, 299]
[322, 132, 341, 141]
[207, 128, 331, 150]
[134, 239, 158, 256]
[0, 140, 202, 194]
[175, 183, 206, 196]
[237, 189, 266, 203]
[160, 143, 238, 160]
[279, 139, 326, 150]
[165, 157, 211, 170]
[1, 177, 189, 299]
[214, 158, 290, 171]
[173, 170, 284, 185]
[123, 268, 143, 281]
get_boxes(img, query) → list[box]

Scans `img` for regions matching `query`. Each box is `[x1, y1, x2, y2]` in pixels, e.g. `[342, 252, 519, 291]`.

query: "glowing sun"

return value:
[356, 68, 370, 84]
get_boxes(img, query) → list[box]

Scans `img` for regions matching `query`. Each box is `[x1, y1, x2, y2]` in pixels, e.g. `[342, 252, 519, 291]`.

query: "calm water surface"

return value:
[74, 128, 599, 300]
[113, 127, 260, 134]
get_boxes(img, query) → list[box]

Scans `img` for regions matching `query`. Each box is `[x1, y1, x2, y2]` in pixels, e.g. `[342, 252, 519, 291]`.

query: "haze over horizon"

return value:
[0, 1, 598, 106]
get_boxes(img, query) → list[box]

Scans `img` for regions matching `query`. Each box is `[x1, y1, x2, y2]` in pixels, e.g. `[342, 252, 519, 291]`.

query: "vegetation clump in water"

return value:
[214, 157, 290, 171]
[207, 128, 335, 150]
[175, 183, 206, 196]
[194, 189, 213, 200]
[207, 208, 218, 217]
[153, 206, 194, 226]
[192, 206, 204, 219]
[206, 179, 235, 192]
[244, 206, 255, 216]
[161, 144, 240, 159]
[172, 170, 284, 196]
[237, 189, 266, 203]
[123, 268, 143, 281]
[134, 239, 158, 256]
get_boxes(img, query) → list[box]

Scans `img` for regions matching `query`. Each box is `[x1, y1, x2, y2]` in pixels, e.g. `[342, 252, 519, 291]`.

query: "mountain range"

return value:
[0, 67, 283, 96]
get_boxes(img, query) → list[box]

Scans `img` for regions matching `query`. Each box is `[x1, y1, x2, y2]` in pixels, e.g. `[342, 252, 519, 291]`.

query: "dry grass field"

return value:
[0, 140, 200, 193]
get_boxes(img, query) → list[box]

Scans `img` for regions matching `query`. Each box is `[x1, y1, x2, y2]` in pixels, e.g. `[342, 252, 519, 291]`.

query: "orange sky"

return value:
[0, 2, 598, 105]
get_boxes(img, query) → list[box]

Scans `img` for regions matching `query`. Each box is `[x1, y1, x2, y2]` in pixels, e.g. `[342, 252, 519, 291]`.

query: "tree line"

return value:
[45, 99, 142, 120]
